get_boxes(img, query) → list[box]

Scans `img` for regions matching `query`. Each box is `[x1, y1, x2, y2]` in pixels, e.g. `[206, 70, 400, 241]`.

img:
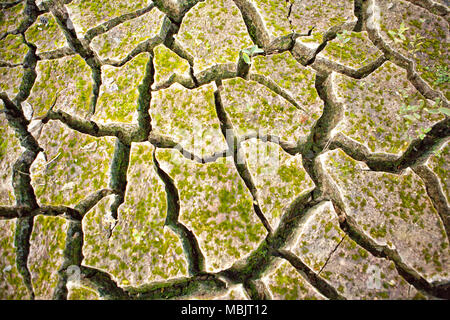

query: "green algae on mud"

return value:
[157, 149, 266, 273]
[322, 149, 450, 283]
[0, 0, 449, 301]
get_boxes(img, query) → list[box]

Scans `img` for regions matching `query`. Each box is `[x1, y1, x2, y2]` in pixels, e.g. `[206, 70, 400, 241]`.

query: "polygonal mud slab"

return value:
[221, 77, 311, 143]
[251, 51, 322, 128]
[0, 117, 21, 204]
[66, 0, 151, 35]
[290, 0, 357, 45]
[82, 143, 189, 287]
[320, 149, 449, 283]
[176, 0, 254, 73]
[0, 65, 24, 98]
[319, 31, 383, 69]
[28, 215, 68, 299]
[151, 83, 228, 158]
[242, 139, 314, 230]
[90, 8, 164, 61]
[0, 34, 28, 65]
[213, 285, 248, 300]
[288, 201, 411, 299]
[318, 235, 415, 299]
[94, 53, 150, 123]
[287, 199, 434, 299]
[287, 202, 346, 273]
[67, 285, 99, 300]
[334, 62, 444, 154]
[153, 44, 190, 84]
[31, 122, 115, 207]
[376, 0, 450, 98]
[25, 13, 66, 54]
[28, 55, 93, 117]
[0, 2, 25, 35]
[250, 0, 292, 38]
[157, 149, 267, 272]
[251, 0, 357, 42]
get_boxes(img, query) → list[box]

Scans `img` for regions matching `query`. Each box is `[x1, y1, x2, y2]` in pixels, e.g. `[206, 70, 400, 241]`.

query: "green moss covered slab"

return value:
[0, 111, 29, 300]
[28, 55, 93, 117]
[157, 149, 266, 272]
[66, 0, 151, 35]
[0, 34, 28, 65]
[221, 77, 307, 143]
[252, 51, 322, 132]
[31, 122, 115, 207]
[177, 0, 253, 73]
[242, 140, 314, 230]
[323, 149, 449, 283]
[82, 143, 188, 286]
[90, 9, 164, 61]
[376, 0, 449, 99]
[94, 53, 149, 123]
[0, 117, 20, 204]
[67, 285, 99, 300]
[28, 216, 68, 299]
[0, 2, 25, 35]
[0, 65, 24, 98]
[213, 285, 248, 300]
[251, 0, 292, 38]
[25, 13, 66, 54]
[151, 84, 227, 157]
[320, 31, 382, 69]
[289, 0, 356, 45]
[335, 62, 444, 154]
[154, 44, 190, 84]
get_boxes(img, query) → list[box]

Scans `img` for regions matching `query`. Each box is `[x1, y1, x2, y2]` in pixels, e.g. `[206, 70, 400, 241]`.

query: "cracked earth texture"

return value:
[0, 0, 449, 300]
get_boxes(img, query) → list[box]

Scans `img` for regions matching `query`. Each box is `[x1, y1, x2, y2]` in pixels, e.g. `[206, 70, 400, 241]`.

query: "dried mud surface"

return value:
[0, 0, 449, 300]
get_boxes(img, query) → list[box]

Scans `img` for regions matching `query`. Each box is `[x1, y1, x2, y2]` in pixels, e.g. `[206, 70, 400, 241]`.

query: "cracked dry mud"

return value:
[0, 0, 449, 300]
